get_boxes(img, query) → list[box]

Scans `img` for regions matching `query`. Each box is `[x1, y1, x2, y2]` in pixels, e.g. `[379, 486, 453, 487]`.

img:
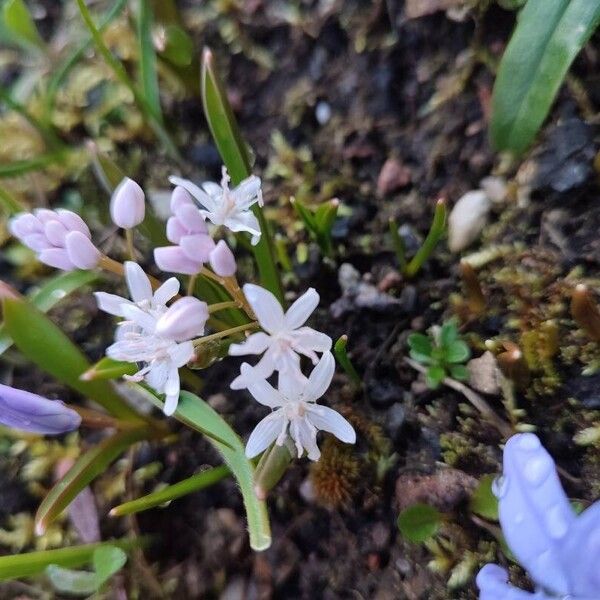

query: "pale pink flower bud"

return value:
[110, 177, 145, 229]
[156, 296, 209, 342]
[209, 240, 236, 277]
[65, 231, 101, 269]
[154, 246, 202, 275]
[10, 209, 99, 271]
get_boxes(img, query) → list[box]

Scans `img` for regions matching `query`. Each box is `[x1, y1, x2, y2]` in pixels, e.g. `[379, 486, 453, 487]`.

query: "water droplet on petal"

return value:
[523, 455, 553, 486]
[546, 505, 569, 539]
[492, 475, 509, 498]
[517, 433, 540, 451]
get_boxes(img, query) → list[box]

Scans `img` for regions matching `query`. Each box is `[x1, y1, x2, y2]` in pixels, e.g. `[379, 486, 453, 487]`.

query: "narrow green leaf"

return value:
[292, 198, 318, 234]
[397, 503, 443, 543]
[491, 0, 600, 154]
[388, 217, 407, 271]
[2, 0, 44, 49]
[333, 335, 361, 388]
[0, 270, 98, 356]
[35, 426, 151, 535]
[93, 546, 127, 587]
[2, 296, 141, 420]
[0, 152, 66, 178]
[137, 0, 163, 123]
[159, 24, 194, 67]
[135, 386, 272, 551]
[110, 465, 230, 516]
[0, 186, 24, 215]
[81, 357, 137, 382]
[404, 199, 446, 278]
[202, 47, 283, 302]
[46, 565, 98, 596]
[0, 539, 140, 581]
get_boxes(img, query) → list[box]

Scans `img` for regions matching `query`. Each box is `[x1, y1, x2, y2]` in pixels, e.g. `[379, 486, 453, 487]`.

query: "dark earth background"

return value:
[1, 0, 600, 598]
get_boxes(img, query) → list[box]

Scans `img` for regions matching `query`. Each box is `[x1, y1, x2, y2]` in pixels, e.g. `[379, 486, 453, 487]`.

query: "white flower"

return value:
[94, 262, 193, 416]
[169, 166, 263, 244]
[229, 284, 332, 389]
[94, 261, 179, 322]
[243, 352, 356, 461]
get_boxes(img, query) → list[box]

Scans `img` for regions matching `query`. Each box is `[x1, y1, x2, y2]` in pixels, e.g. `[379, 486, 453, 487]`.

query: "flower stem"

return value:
[208, 301, 238, 314]
[98, 255, 163, 290]
[125, 228, 136, 261]
[200, 267, 255, 318]
[187, 273, 197, 296]
[193, 321, 258, 347]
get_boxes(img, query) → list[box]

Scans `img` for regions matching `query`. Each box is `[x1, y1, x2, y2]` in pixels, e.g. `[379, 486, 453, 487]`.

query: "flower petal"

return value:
[240, 363, 283, 407]
[154, 246, 202, 275]
[498, 433, 575, 596]
[166, 216, 187, 244]
[476, 564, 548, 600]
[242, 284, 285, 334]
[94, 292, 131, 317]
[169, 176, 217, 212]
[120, 304, 157, 332]
[232, 175, 262, 209]
[228, 332, 271, 356]
[179, 233, 215, 262]
[561, 500, 600, 596]
[230, 354, 276, 390]
[153, 277, 180, 305]
[125, 262, 153, 303]
[291, 327, 332, 357]
[284, 288, 319, 329]
[245, 413, 283, 458]
[307, 405, 356, 444]
[38, 248, 74, 270]
[304, 352, 335, 402]
[224, 212, 261, 237]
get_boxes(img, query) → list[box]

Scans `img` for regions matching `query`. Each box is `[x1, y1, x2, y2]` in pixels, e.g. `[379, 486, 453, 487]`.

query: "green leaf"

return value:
[81, 357, 138, 381]
[397, 503, 443, 543]
[202, 47, 283, 303]
[407, 333, 433, 357]
[469, 474, 499, 521]
[445, 340, 471, 364]
[2, 296, 141, 420]
[0, 152, 67, 178]
[159, 24, 194, 67]
[0, 539, 140, 581]
[35, 426, 152, 535]
[46, 565, 98, 596]
[110, 465, 230, 516]
[491, 0, 600, 155]
[93, 546, 127, 587]
[135, 386, 272, 551]
[137, 0, 163, 124]
[292, 198, 318, 234]
[425, 365, 445, 389]
[0, 270, 98, 356]
[333, 335, 362, 388]
[2, 0, 44, 49]
[439, 320, 459, 348]
[448, 364, 469, 381]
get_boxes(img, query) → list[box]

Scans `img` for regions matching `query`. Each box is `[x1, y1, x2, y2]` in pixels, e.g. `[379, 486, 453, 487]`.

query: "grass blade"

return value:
[135, 386, 272, 551]
[137, 0, 163, 123]
[491, 0, 600, 154]
[2, 295, 141, 421]
[0, 539, 142, 581]
[110, 465, 230, 516]
[35, 426, 152, 535]
[2, 0, 44, 49]
[201, 47, 283, 302]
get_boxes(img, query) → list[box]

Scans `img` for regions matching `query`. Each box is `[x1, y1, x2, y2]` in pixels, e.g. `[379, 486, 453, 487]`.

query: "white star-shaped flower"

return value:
[242, 352, 355, 461]
[169, 167, 263, 244]
[94, 261, 179, 322]
[229, 284, 332, 389]
[94, 262, 195, 416]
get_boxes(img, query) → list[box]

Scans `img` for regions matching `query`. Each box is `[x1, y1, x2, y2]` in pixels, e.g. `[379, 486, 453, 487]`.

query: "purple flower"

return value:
[477, 433, 600, 599]
[0, 383, 81, 434]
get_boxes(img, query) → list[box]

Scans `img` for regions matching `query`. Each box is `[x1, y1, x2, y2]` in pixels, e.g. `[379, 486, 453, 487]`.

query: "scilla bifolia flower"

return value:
[229, 284, 332, 389]
[243, 352, 355, 461]
[170, 166, 263, 244]
[10, 209, 100, 270]
[477, 433, 600, 599]
[110, 177, 145, 229]
[0, 383, 81, 434]
[95, 262, 206, 415]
